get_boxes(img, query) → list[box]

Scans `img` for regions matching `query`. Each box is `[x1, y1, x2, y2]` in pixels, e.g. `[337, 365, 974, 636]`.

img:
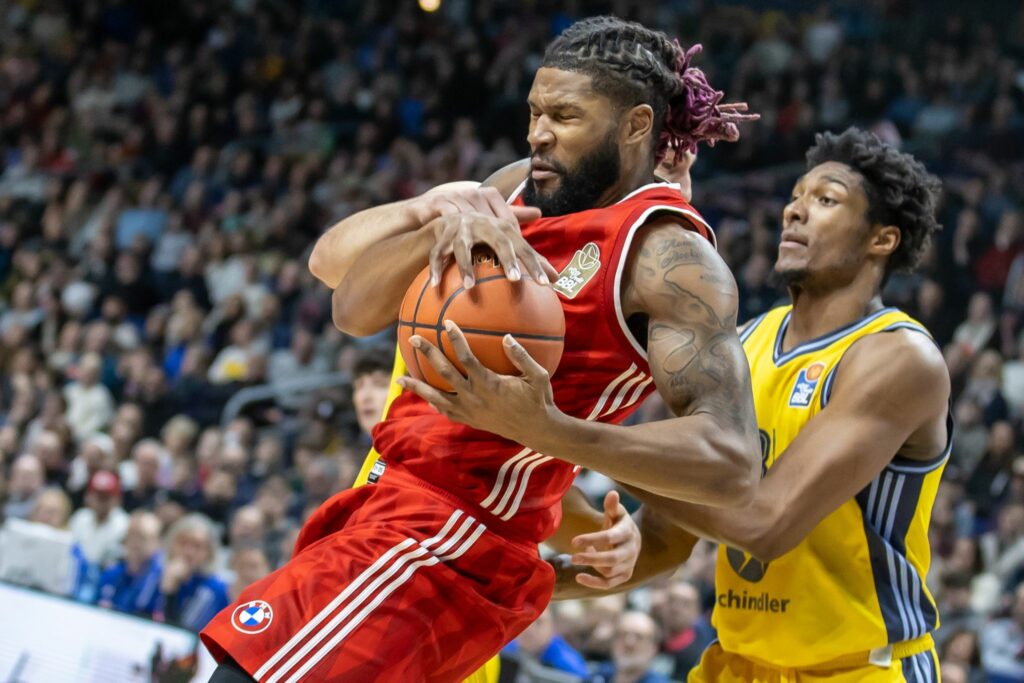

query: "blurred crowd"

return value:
[0, 0, 1022, 681]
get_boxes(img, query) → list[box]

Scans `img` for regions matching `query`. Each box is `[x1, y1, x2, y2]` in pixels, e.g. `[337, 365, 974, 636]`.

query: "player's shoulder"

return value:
[835, 325, 950, 409]
[629, 218, 731, 282]
[622, 219, 736, 321]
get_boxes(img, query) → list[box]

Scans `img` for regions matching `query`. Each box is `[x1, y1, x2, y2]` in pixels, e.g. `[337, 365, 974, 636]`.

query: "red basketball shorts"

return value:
[200, 471, 553, 682]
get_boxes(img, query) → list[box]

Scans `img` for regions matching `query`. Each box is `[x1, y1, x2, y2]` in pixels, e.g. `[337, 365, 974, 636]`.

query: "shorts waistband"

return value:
[374, 463, 540, 548]
[744, 634, 934, 672]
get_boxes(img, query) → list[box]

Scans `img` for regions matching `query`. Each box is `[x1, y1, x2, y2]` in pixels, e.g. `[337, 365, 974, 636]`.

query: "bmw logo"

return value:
[231, 600, 274, 634]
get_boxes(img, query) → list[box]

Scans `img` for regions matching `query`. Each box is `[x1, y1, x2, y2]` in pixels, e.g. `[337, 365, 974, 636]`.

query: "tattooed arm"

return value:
[399, 218, 759, 505]
[527, 220, 761, 505]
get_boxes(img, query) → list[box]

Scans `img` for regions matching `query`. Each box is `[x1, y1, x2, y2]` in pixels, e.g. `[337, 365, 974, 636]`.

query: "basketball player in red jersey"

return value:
[201, 17, 759, 682]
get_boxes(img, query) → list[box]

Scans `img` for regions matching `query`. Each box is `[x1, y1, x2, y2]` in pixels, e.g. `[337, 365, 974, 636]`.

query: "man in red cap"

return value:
[69, 470, 130, 568]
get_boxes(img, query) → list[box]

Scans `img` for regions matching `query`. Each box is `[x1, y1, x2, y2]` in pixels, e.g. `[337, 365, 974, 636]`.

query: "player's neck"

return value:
[594, 166, 658, 208]
[786, 278, 885, 349]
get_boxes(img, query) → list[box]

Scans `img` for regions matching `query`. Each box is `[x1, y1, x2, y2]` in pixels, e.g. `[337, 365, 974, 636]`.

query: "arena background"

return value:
[0, 1, 1022, 681]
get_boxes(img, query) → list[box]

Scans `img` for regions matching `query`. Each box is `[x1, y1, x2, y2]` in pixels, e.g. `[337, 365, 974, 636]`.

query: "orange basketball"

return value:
[398, 252, 565, 392]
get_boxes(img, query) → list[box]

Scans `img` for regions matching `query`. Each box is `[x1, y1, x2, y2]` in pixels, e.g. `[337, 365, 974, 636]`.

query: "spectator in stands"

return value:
[512, 606, 591, 678]
[29, 487, 72, 529]
[224, 505, 267, 573]
[66, 433, 116, 508]
[960, 350, 1010, 426]
[587, 611, 670, 683]
[579, 594, 627, 662]
[980, 503, 1024, 581]
[660, 579, 714, 679]
[982, 583, 1024, 682]
[940, 661, 969, 683]
[936, 571, 985, 649]
[228, 547, 271, 602]
[62, 352, 114, 443]
[122, 439, 168, 512]
[69, 470, 129, 568]
[158, 513, 229, 632]
[268, 327, 329, 410]
[27, 430, 68, 492]
[1002, 333, 1024, 417]
[96, 510, 163, 620]
[254, 476, 294, 568]
[3, 453, 45, 520]
[965, 421, 1019, 523]
[351, 348, 393, 446]
[940, 629, 986, 683]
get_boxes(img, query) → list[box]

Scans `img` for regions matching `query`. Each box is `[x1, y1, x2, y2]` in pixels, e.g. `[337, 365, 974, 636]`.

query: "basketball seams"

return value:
[432, 274, 508, 349]
[396, 321, 564, 342]
[400, 264, 564, 390]
[407, 271, 433, 384]
[438, 279, 567, 339]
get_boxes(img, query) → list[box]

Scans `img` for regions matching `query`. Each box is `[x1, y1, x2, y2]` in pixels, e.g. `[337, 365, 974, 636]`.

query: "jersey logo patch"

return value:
[367, 459, 386, 484]
[553, 242, 601, 299]
[788, 362, 825, 408]
[232, 600, 274, 634]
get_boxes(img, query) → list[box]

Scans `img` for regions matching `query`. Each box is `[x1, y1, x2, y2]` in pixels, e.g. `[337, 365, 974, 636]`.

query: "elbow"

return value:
[331, 289, 378, 337]
[308, 247, 339, 290]
[742, 531, 790, 563]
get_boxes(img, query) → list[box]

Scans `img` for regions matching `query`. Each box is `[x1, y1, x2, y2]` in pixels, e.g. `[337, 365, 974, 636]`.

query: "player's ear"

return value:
[869, 224, 900, 259]
[622, 104, 654, 147]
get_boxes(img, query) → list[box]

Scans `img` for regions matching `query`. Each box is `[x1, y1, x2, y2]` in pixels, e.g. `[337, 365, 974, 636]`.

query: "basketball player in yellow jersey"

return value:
[569, 128, 950, 682]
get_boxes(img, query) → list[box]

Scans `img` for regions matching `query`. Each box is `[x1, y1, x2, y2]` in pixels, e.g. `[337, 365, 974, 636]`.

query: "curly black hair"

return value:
[540, 16, 747, 162]
[805, 128, 942, 275]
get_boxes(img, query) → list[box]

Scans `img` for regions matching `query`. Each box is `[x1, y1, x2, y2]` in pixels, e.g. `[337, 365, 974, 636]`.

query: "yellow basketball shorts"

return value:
[688, 641, 940, 683]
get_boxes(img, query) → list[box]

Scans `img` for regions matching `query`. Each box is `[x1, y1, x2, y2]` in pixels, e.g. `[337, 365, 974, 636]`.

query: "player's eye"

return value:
[819, 196, 837, 206]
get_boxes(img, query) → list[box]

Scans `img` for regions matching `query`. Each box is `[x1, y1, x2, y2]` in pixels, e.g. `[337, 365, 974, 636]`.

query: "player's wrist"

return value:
[406, 195, 445, 228]
[525, 404, 576, 460]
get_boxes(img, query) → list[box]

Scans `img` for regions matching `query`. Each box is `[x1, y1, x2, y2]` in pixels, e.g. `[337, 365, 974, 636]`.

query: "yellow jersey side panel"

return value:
[715, 306, 948, 668]
[353, 348, 408, 488]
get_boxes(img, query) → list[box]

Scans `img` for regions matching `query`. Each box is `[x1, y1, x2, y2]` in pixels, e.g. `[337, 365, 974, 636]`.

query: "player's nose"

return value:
[527, 118, 555, 151]
[783, 197, 807, 228]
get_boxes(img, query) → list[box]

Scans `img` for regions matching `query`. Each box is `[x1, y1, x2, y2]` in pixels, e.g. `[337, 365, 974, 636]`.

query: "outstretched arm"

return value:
[582, 330, 951, 563]
[400, 220, 760, 506]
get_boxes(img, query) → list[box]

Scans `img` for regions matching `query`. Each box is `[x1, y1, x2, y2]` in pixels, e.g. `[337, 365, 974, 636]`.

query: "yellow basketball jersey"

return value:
[713, 305, 950, 668]
[353, 347, 501, 683]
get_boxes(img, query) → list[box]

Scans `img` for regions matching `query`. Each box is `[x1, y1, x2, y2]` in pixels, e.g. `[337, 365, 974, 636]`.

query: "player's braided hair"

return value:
[541, 16, 752, 162]
[806, 128, 943, 275]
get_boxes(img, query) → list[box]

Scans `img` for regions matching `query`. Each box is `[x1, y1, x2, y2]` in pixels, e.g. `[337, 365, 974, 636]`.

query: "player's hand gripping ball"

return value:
[398, 251, 565, 391]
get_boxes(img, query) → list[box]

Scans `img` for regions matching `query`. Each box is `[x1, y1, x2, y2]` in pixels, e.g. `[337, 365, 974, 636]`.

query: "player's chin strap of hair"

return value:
[657, 42, 759, 163]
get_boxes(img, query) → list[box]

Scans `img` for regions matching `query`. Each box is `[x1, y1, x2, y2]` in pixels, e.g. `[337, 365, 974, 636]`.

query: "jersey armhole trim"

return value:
[739, 312, 769, 344]
[841, 323, 951, 475]
[507, 179, 528, 204]
[611, 205, 716, 362]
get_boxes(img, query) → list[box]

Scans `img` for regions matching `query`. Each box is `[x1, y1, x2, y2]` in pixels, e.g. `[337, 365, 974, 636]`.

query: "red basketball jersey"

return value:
[372, 181, 714, 543]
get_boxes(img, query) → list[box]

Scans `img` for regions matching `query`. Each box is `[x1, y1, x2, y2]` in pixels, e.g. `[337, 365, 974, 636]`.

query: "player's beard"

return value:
[774, 266, 811, 288]
[774, 252, 863, 294]
[523, 133, 621, 217]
